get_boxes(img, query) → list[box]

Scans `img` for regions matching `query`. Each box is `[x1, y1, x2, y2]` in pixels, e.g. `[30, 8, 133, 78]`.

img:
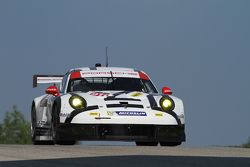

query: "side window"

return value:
[67, 79, 92, 93]
[142, 80, 158, 94]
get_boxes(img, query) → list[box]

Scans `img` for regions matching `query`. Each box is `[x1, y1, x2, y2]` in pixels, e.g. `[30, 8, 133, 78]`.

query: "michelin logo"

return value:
[116, 111, 147, 116]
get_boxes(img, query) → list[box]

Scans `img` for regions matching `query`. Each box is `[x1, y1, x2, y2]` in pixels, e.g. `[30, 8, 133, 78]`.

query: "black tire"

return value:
[160, 142, 181, 147]
[56, 141, 76, 145]
[51, 104, 59, 144]
[31, 104, 54, 145]
[52, 104, 76, 145]
[31, 104, 37, 144]
[33, 141, 54, 145]
[135, 141, 158, 146]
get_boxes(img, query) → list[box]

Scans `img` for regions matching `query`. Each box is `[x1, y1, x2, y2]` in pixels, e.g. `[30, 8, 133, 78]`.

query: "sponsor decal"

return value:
[130, 92, 143, 97]
[82, 71, 138, 76]
[59, 113, 71, 118]
[36, 76, 63, 85]
[115, 111, 147, 116]
[80, 71, 140, 78]
[155, 113, 163, 117]
[107, 111, 114, 116]
[89, 112, 99, 116]
[37, 121, 48, 126]
[90, 91, 110, 97]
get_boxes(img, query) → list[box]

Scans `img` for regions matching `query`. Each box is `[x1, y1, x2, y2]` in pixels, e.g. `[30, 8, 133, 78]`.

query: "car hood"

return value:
[69, 90, 159, 110]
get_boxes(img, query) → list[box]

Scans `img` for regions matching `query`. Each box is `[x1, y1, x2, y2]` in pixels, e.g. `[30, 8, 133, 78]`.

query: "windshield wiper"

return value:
[110, 71, 115, 90]
[110, 71, 114, 81]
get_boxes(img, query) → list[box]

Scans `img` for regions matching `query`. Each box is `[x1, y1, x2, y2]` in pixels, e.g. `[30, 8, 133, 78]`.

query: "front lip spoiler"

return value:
[55, 124, 186, 142]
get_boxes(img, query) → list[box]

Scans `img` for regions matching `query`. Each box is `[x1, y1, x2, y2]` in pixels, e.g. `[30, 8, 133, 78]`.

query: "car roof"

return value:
[69, 67, 138, 72]
[67, 66, 150, 80]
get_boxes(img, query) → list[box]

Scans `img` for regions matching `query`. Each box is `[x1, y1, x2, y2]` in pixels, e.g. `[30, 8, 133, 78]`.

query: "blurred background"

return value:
[0, 0, 249, 146]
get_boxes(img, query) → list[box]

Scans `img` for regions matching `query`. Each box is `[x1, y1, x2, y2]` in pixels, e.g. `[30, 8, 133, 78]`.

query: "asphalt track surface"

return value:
[0, 144, 249, 167]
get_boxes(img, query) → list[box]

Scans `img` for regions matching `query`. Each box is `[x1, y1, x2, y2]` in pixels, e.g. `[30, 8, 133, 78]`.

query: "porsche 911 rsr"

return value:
[31, 65, 185, 146]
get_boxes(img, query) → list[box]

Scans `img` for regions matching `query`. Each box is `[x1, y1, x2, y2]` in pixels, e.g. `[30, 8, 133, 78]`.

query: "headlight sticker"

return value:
[107, 111, 114, 116]
[155, 113, 163, 117]
[89, 112, 99, 116]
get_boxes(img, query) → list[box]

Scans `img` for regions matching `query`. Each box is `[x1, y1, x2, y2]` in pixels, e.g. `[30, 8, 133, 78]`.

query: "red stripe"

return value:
[139, 71, 149, 80]
[70, 71, 81, 79]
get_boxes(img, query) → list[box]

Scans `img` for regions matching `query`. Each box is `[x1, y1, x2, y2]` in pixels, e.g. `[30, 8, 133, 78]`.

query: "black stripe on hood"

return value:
[104, 97, 141, 101]
[65, 105, 99, 123]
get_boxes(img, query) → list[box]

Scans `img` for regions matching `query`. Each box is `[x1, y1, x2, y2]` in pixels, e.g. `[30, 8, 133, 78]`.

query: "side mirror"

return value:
[46, 85, 60, 96]
[162, 86, 172, 95]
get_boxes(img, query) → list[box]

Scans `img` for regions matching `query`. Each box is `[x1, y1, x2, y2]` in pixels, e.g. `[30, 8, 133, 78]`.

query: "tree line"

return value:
[0, 106, 31, 144]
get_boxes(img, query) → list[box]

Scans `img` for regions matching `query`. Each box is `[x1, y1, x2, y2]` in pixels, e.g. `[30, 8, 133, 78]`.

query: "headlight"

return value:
[69, 95, 86, 110]
[159, 97, 175, 111]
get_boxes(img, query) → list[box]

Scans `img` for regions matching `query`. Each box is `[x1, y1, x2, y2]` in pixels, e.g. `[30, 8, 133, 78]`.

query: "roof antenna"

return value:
[106, 47, 109, 67]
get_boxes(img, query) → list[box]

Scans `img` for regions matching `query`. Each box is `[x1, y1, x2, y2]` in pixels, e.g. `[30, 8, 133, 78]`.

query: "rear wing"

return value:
[33, 75, 64, 88]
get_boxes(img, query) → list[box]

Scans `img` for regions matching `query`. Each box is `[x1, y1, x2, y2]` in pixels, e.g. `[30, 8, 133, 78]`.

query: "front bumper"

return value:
[56, 123, 186, 142]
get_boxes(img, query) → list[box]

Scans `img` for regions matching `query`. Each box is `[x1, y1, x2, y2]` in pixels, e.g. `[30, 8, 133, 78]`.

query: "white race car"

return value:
[31, 64, 185, 146]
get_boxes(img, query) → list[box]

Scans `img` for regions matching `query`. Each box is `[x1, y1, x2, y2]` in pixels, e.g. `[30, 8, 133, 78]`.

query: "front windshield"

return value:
[67, 77, 158, 93]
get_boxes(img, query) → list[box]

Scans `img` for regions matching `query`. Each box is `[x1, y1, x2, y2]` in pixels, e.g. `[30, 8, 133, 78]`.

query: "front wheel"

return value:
[55, 141, 76, 145]
[31, 104, 37, 144]
[51, 104, 76, 145]
[160, 142, 182, 146]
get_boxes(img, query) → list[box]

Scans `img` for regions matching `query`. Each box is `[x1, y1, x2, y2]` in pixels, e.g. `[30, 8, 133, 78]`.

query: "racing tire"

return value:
[31, 104, 54, 145]
[160, 142, 182, 147]
[135, 141, 158, 146]
[52, 104, 76, 145]
[55, 141, 76, 145]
